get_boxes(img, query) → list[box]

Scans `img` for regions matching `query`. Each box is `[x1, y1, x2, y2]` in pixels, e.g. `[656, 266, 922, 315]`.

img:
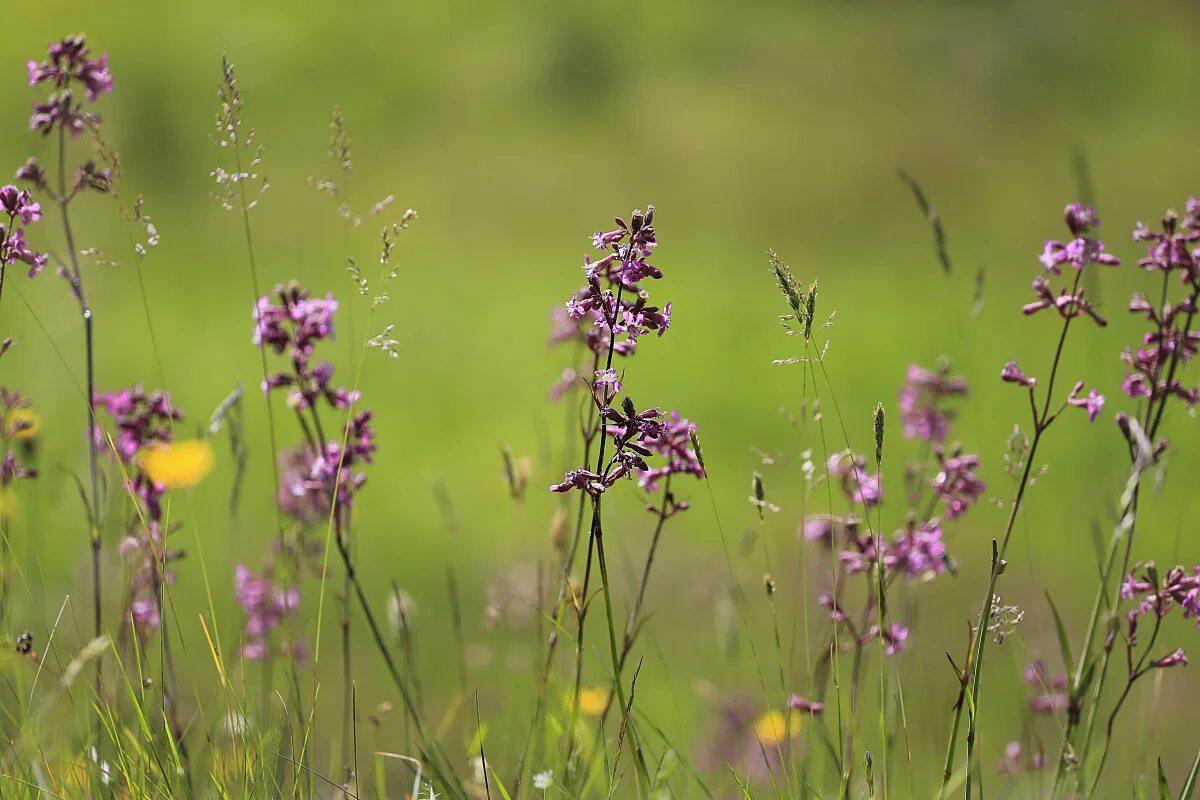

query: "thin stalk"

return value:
[948, 272, 1083, 800]
[1052, 278, 1200, 792]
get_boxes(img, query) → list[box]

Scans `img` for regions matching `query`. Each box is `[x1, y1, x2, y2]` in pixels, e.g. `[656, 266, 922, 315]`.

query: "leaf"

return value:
[1160, 756, 1171, 800]
[1046, 590, 1076, 678]
[897, 168, 951, 274]
[1180, 747, 1200, 799]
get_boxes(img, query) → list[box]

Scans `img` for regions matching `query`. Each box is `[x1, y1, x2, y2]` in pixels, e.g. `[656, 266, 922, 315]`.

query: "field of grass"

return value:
[3, 2, 1200, 797]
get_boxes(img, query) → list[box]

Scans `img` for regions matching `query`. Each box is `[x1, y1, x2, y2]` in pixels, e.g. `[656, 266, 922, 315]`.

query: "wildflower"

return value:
[1066, 382, 1104, 423]
[898, 362, 968, 442]
[576, 686, 608, 716]
[827, 450, 881, 508]
[1038, 203, 1120, 275]
[1121, 563, 1200, 624]
[1023, 276, 1107, 326]
[26, 35, 113, 135]
[1133, 203, 1200, 279]
[0, 186, 41, 225]
[752, 710, 801, 746]
[235, 564, 302, 661]
[1000, 360, 1036, 388]
[5, 406, 41, 440]
[1150, 648, 1188, 669]
[887, 520, 947, 580]
[635, 411, 704, 492]
[129, 597, 161, 637]
[138, 439, 214, 489]
[551, 206, 672, 383]
[865, 623, 908, 656]
[932, 447, 985, 519]
[94, 385, 180, 463]
[1024, 659, 1069, 714]
[532, 770, 554, 791]
[0, 487, 17, 521]
[1119, 272, 1200, 406]
[0, 185, 48, 278]
[786, 694, 824, 715]
[592, 368, 622, 405]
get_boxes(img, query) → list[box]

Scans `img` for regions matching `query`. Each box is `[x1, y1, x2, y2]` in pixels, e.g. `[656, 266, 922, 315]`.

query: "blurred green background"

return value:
[4, 0, 1200, 794]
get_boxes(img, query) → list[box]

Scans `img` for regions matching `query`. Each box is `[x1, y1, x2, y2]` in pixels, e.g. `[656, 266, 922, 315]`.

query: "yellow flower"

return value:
[6, 407, 41, 440]
[576, 687, 609, 716]
[139, 439, 215, 489]
[753, 710, 802, 747]
[0, 488, 18, 521]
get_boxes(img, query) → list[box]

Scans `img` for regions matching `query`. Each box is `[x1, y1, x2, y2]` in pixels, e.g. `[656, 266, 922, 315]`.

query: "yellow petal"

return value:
[6, 408, 41, 440]
[0, 488, 18, 521]
[577, 687, 609, 716]
[139, 439, 214, 489]
[753, 710, 802, 746]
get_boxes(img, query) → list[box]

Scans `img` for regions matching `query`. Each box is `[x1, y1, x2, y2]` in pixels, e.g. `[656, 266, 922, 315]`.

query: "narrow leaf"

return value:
[1046, 590, 1075, 678]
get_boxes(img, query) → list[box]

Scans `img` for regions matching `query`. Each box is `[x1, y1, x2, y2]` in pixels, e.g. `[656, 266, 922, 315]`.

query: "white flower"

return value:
[533, 769, 554, 790]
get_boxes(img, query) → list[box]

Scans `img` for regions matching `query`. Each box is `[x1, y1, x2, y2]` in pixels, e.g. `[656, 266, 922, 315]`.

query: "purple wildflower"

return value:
[866, 623, 908, 656]
[1151, 648, 1188, 669]
[26, 35, 112, 136]
[0, 185, 48, 278]
[1133, 203, 1200, 280]
[235, 564, 302, 661]
[93, 385, 180, 463]
[1024, 659, 1070, 715]
[898, 362, 968, 442]
[932, 447, 985, 519]
[1121, 562, 1200, 625]
[1038, 204, 1120, 275]
[786, 695, 824, 715]
[887, 520, 947, 581]
[1066, 382, 1105, 423]
[827, 450, 882, 508]
[634, 410, 704, 492]
[1000, 360, 1036, 388]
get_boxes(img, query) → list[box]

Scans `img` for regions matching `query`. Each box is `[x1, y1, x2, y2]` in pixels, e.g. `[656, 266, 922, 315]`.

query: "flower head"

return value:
[26, 35, 112, 135]
[1038, 204, 1120, 275]
[1066, 382, 1105, 423]
[139, 439, 215, 489]
[932, 447, 985, 519]
[235, 564, 302, 661]
[898, 362, 968, 442]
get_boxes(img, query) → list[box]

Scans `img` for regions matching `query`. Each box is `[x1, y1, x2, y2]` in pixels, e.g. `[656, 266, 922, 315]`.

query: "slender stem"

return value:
[331, 532, 463, 797]
[1051, 277, 1200, 793]
[947, 272, 1083, 799]
[516, 356, 599, 796]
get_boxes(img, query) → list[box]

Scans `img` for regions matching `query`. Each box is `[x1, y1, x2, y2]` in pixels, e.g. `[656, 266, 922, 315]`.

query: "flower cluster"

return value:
[1003, 205, 1115, 425]
[1118, 202, 1200, 415]
[932, 447, 985, 519]
[1121, 562, 1200, 627]
[550, 208, 699, 503]
[548, 207, 672, 399]
[234, 564, 303, 661]
[1038, 203, 1120, 275]
[634, 411, 704, 494]
[898, 362, 968, 442]
[95, 385, 186, 639]
[255, 283, 376, 515]
[1026, 204, 1117, 326]
[826, 449, 882, 508]
[0, 185, 47, 278]
[26, 35, 113, 136]
[1023, 659, 1069, 715]
[254, 283, 357, 410]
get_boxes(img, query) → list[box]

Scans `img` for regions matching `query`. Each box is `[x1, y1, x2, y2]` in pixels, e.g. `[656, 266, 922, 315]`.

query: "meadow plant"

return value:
[6, 32, 1200, 800]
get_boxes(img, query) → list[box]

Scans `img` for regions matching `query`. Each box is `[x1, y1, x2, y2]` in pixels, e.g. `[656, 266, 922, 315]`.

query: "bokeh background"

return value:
[5, 0, 1200, 794]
